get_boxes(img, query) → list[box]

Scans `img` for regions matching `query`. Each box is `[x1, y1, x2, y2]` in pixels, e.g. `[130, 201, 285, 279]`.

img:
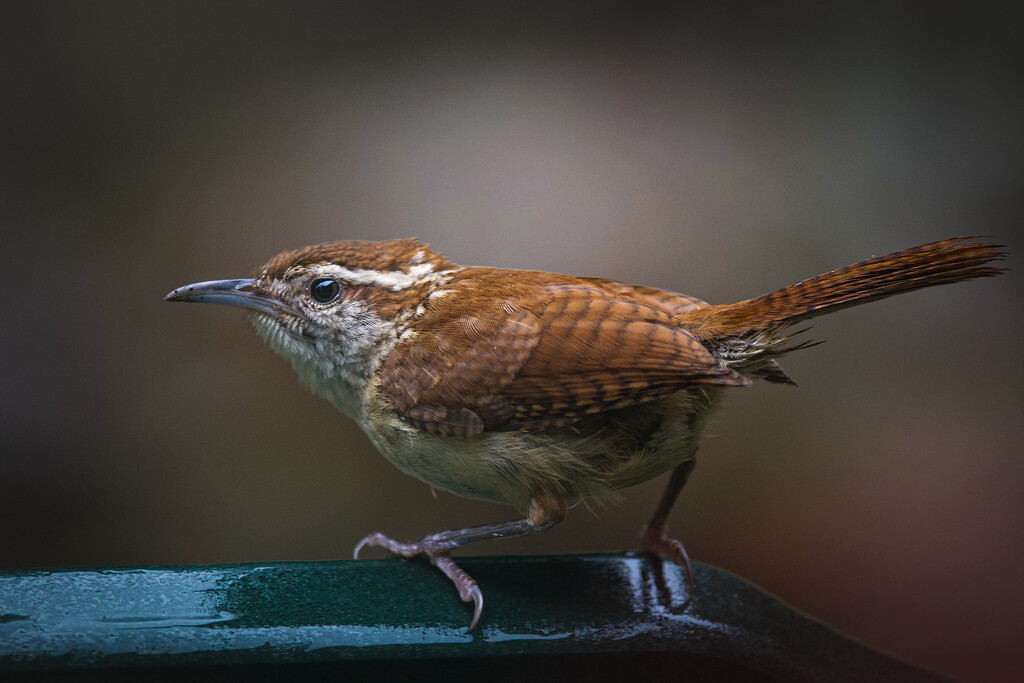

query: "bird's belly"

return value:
[359, 387, 722, 513]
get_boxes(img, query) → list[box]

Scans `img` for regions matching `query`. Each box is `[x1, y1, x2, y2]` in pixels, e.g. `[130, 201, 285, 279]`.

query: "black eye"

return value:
[309, 277, 341, 303]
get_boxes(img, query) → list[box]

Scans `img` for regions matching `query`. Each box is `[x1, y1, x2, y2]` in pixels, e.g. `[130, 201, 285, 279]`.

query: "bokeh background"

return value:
[2, 2, 1022, 681]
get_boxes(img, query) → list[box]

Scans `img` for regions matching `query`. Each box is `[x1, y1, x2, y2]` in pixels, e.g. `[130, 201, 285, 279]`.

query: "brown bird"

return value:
[166, 236, 1005, 629]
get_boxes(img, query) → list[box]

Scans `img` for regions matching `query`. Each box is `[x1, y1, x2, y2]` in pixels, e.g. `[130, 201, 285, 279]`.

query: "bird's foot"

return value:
[639, 522, 695, 600]
[354, 531, 484, 630]
[352, 511, 558, 630]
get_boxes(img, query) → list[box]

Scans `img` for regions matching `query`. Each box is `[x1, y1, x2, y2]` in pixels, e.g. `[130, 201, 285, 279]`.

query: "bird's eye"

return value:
[309, 277, 341, 304]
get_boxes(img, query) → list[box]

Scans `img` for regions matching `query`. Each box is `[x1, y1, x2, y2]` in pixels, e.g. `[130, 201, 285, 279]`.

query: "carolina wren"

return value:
[166, 236, 1004, 629]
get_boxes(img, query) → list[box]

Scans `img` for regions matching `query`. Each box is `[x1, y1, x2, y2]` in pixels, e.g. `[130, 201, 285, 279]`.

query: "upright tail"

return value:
[678, 236, 1006, 367]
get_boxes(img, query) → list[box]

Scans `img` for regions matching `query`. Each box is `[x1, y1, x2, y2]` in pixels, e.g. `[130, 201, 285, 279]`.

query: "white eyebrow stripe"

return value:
[313, 262, 437, 291]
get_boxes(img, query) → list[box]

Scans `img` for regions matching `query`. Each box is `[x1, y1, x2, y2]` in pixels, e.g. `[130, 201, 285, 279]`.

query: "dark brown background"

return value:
[2, 3, 1021, 681]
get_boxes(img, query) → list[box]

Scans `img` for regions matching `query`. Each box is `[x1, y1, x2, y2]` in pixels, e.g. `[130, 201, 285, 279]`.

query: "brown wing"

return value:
[377, 271, 749, 437]
[576, 277, 708, 316]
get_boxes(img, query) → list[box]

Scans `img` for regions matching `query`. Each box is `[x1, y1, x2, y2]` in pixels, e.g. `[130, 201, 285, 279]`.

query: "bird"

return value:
[166, 235, 1005, 629]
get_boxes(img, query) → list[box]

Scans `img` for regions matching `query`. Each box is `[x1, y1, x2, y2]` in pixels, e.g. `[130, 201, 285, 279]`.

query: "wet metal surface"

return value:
[0, 554, 951, 681]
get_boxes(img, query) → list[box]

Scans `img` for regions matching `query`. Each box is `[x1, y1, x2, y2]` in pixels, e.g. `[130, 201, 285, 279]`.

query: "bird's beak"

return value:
[164, 279, 300, 318]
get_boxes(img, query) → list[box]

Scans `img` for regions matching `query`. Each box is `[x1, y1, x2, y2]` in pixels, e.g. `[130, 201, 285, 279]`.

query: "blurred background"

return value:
[2, 2, 1021, 680]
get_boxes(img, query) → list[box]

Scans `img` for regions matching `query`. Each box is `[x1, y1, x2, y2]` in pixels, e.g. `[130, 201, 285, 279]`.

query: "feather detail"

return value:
[378, 272, 747, 435]
[678, 236, 1006, 366]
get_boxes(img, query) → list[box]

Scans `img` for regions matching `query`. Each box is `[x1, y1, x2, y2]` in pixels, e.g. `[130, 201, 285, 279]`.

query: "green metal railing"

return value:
[0, 554, 952, 681]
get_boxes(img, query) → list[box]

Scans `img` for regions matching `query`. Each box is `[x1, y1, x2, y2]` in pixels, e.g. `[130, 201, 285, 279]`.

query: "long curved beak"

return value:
[164, 279, 300, 318]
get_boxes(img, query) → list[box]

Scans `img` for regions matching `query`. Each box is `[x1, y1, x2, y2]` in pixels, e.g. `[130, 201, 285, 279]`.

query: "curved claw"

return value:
[468, 585, 484, 631]
[669, 539, 695, 604]
[353, 534, 373, 559]
[639, 525, 696, 604]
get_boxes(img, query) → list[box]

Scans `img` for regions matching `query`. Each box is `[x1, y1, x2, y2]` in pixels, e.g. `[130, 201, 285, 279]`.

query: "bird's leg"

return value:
[354, 493, 566, 630]
[639, 460, 697, 598]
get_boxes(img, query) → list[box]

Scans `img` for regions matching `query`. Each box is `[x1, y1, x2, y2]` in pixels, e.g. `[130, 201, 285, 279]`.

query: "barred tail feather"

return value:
[678, 236, 1006, 364]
